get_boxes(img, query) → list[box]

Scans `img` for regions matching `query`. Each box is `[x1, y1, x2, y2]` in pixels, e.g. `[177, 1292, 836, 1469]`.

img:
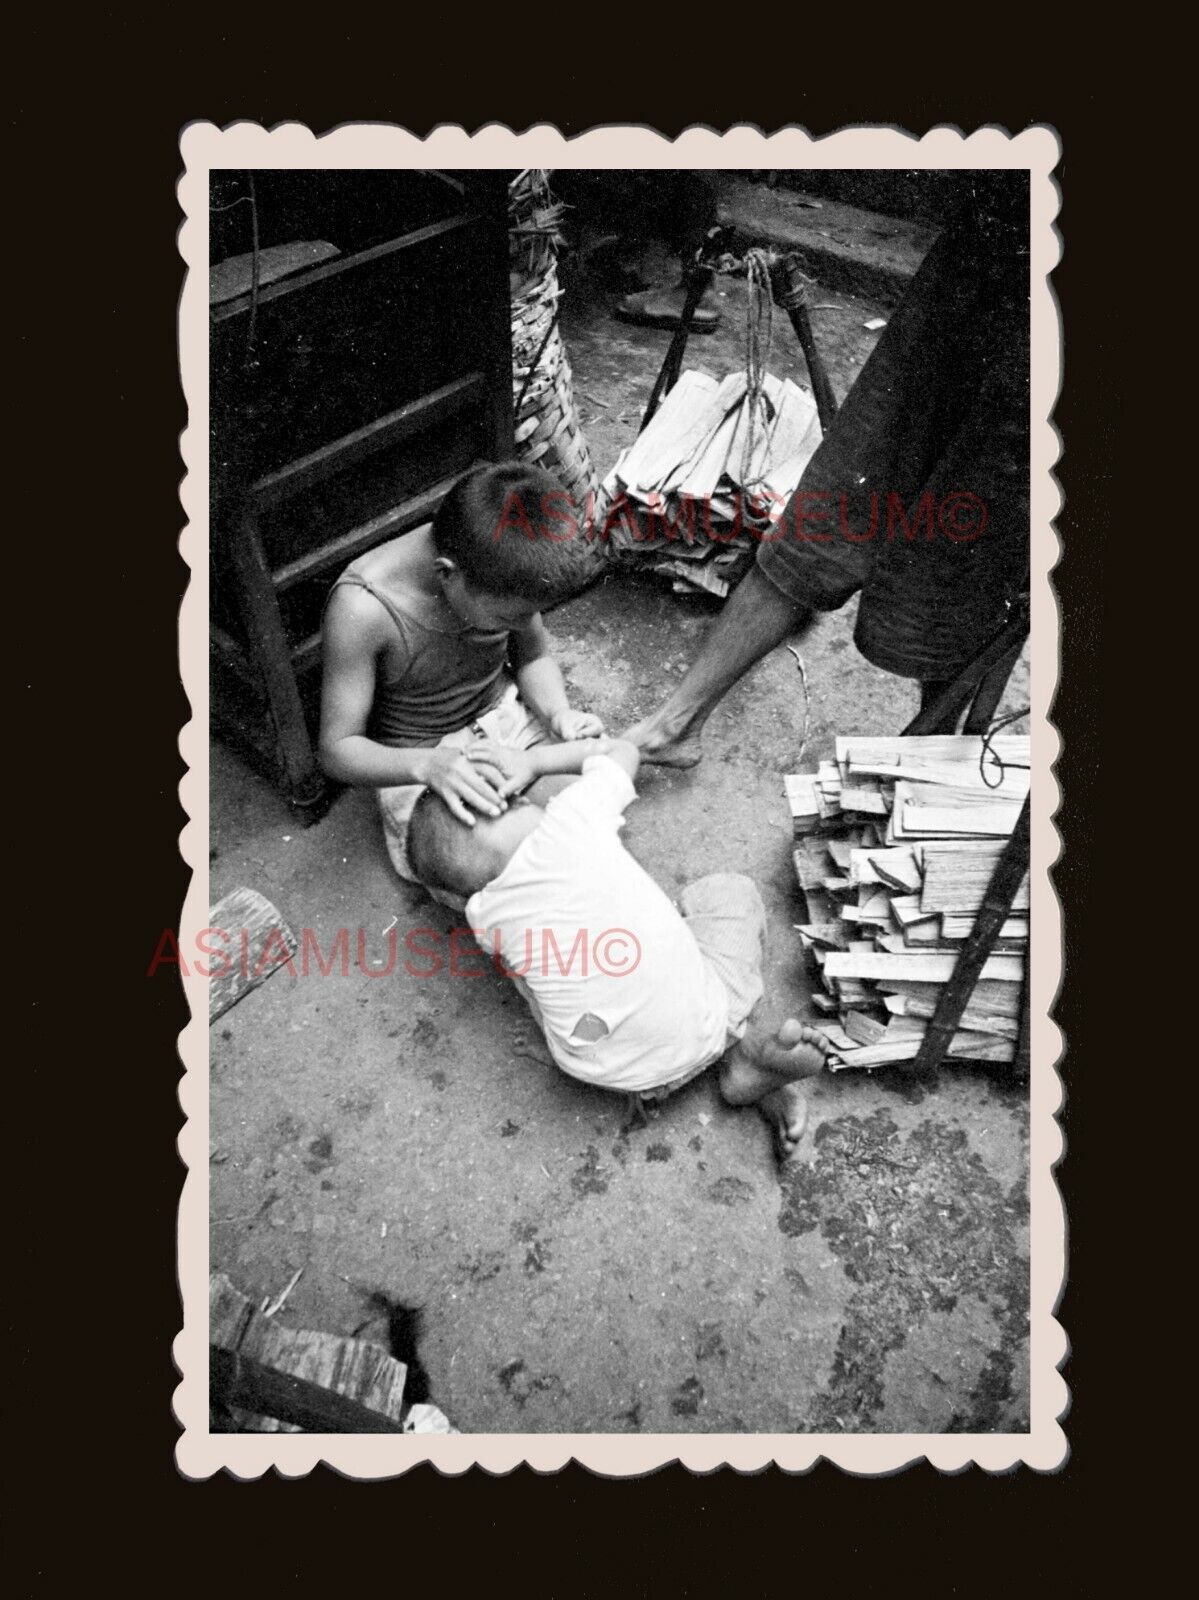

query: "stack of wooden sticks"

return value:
[785, 734, 1030, 1070]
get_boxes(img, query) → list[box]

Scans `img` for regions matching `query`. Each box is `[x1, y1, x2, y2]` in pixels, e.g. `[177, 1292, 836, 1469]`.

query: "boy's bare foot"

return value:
[625, 709, 707, 769]
[758, 1083, 808, 1162]
[719, 1017, 830, 1162]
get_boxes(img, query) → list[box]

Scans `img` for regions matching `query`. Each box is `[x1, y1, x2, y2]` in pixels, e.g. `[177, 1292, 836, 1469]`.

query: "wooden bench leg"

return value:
[227, 504, 326, 810]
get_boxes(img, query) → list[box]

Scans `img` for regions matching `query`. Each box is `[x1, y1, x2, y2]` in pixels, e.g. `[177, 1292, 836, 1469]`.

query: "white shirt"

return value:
[466, 755, 730, 1092]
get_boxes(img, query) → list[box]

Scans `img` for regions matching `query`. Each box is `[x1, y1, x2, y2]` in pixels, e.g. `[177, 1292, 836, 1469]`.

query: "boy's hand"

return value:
[467, 740, 537, 799]
[420, 747, 508, 825]
[550, 708, 605, 741]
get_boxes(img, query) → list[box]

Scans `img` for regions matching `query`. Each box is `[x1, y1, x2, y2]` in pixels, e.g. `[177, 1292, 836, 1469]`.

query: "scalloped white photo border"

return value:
[176, 121, 1065, 1479]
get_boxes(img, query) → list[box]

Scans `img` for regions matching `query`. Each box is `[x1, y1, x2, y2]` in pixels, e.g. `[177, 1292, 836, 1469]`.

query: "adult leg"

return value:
[615, 172, 723, 332]
[626, 564, 813, 766]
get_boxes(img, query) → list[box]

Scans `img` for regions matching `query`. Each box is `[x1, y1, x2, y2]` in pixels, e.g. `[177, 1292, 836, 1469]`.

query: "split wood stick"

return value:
[822, 951, 1024, 984]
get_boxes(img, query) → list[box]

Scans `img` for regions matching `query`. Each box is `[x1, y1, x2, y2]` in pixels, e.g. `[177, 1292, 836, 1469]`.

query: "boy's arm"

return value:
[317, 587, 507, 822]
[473, 736, 640, 797]
[590, 737, 641, 783]
[510, 615, 604, 739]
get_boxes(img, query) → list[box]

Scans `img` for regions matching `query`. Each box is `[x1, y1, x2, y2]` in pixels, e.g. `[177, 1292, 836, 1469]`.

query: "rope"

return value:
[979, 706, 1031, 788]
[741, 249, 775, 490]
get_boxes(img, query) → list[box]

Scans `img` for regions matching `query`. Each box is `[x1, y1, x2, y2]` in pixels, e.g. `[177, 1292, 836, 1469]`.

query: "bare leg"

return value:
[626, 566, 812, 767]
[718, 1017, 832, 1162]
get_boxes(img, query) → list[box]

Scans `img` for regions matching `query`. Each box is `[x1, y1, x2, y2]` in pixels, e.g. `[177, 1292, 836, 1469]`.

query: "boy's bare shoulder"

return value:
[347, 524, 434, 592]
[322, 580, 394, 660]
[328, 524, 437, 649]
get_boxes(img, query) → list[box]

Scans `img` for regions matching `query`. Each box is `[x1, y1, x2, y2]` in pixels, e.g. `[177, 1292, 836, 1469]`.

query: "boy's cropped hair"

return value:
[407, 787, 475, 898]
[432, 460, 599, 601]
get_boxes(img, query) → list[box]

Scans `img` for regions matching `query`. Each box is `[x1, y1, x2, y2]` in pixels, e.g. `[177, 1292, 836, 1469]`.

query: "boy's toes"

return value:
[761, 1083, 808, 1164]
[776, 1017, 806, 1048]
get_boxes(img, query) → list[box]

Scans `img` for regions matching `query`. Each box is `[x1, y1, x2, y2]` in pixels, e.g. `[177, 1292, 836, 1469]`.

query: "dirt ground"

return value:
[209, 181, 1032, 1434]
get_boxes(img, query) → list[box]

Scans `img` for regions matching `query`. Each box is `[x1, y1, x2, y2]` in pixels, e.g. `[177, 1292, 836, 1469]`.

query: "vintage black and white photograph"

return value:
[176, 126, 1063, 1472]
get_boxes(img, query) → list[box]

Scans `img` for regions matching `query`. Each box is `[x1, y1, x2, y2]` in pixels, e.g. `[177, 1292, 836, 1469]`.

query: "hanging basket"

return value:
[508, 173, 599, 512]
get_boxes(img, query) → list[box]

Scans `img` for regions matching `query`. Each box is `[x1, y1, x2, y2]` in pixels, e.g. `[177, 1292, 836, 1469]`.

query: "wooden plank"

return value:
[210, 241, 341, 305]
[844, 1010, 888, 1046]
[274, 469, 469, 592]
[890, 895, 932, 928]
[941, 913, 1029, 941]
[827, 838, 854, 871]
[210, 1273, 258, 1351]
[210, 624, 263, 696]
[839, 785, 889, 815]
[250, 374, 486, 511]
[875, 977, 1022, 1018]
[835, 734, 1029, 767]
[228, 506, 324, 803]
[823, 951, 1025, 984]
[898, 801, 1022, 839]
[857, 889, 893, 921]
[883, 1015, 926, 1040]
[812, 1022, 859, 1053]
[210, 1271, 409, 1434]
[823, 876, 855, 898]
[849, 849, 881, 886]
[792, 843, 832, 891]
[211, 1346, 406, 1434]
[861, 847, 922, 893]
[210, 211, 477, 324]
[851, 761, 1028, 799]
[898, 995, 1020, 1039]
[828, 1031, 1017, 1070]
[921, 844, 1031, 914]
[796, 923, 848, 951]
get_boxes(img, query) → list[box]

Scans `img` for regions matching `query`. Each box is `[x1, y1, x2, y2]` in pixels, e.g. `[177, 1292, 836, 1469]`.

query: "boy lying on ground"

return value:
[318, 461, 603, 905]
[407, 737, 831, 1161]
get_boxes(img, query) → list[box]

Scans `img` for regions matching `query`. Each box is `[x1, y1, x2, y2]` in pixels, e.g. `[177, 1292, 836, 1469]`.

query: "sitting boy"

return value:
[318, 461, 603, 903]
[407, 737, 831, 1160]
